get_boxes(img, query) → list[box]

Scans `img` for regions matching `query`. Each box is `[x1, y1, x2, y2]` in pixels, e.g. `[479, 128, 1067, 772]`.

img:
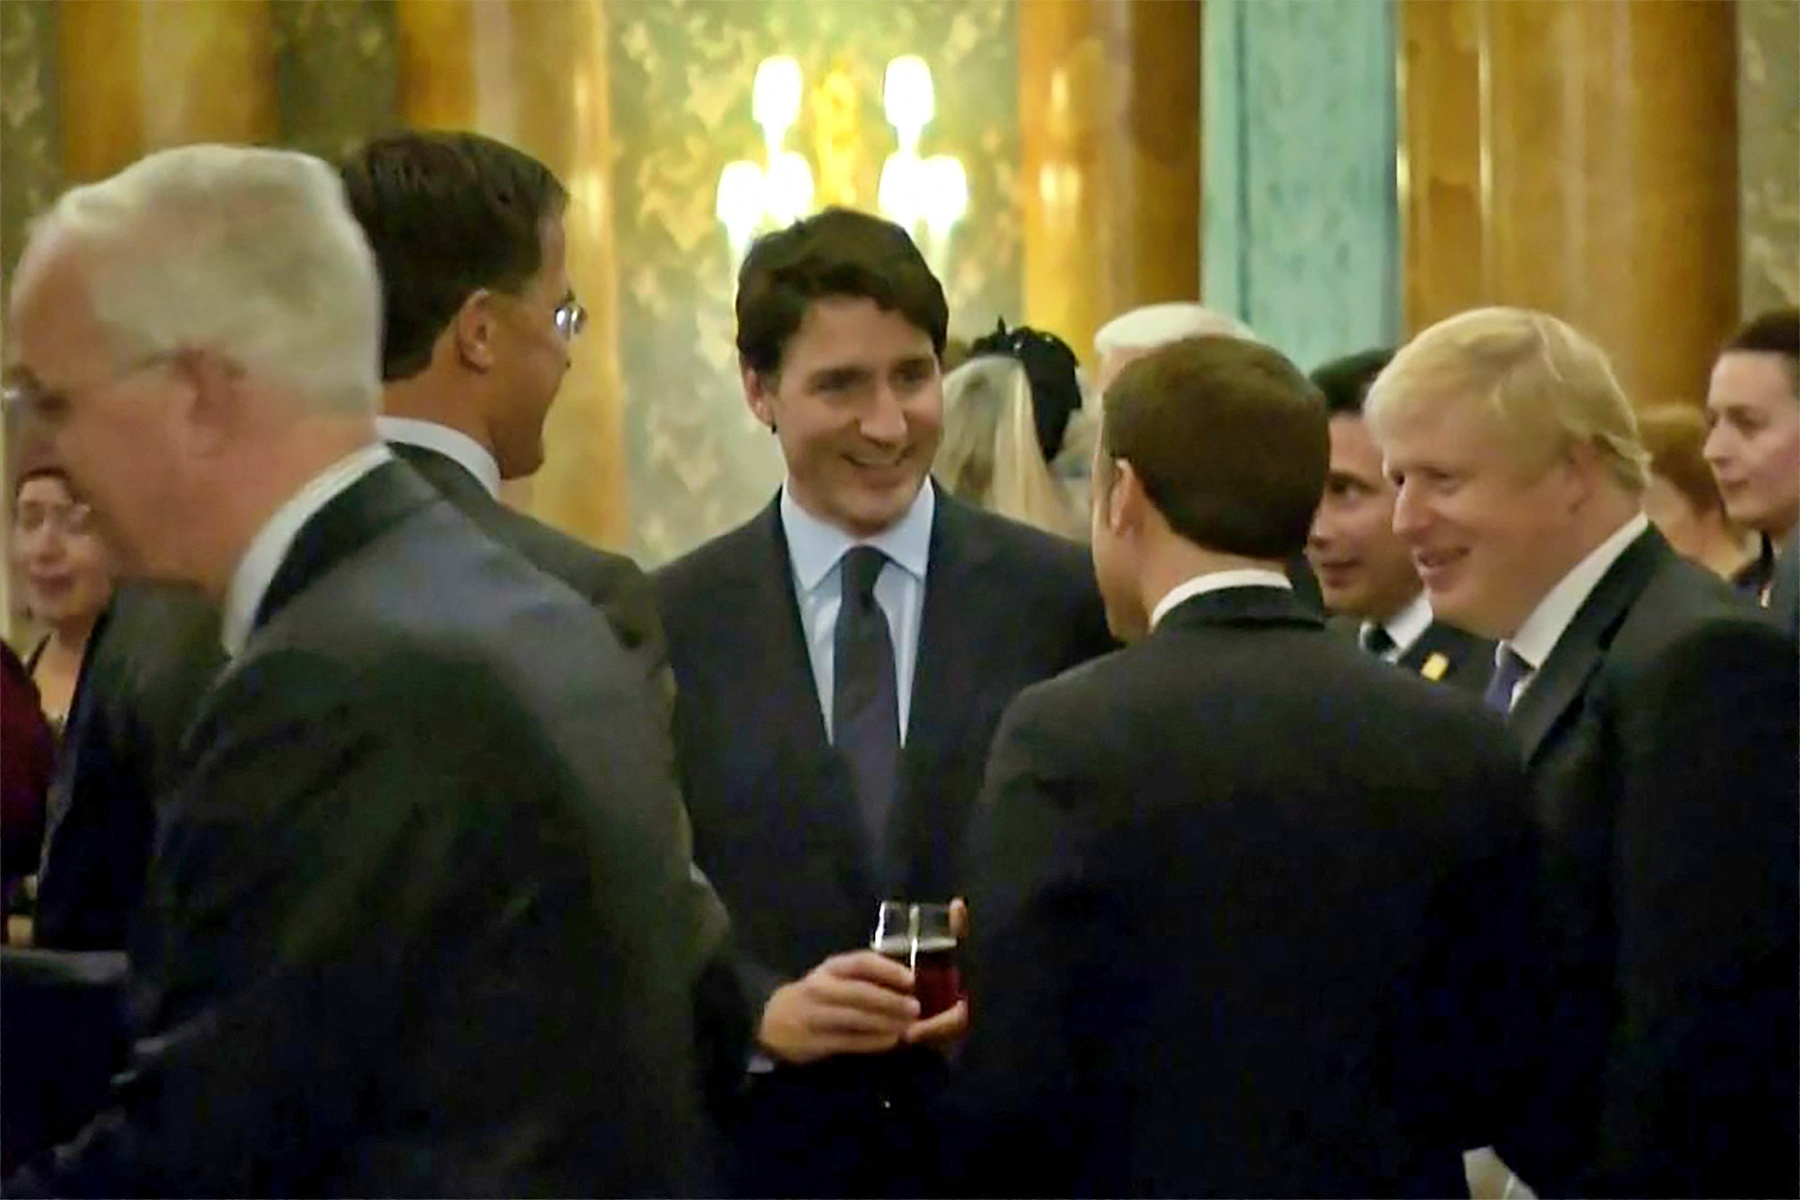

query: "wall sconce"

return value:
[715, 55, 967, 267]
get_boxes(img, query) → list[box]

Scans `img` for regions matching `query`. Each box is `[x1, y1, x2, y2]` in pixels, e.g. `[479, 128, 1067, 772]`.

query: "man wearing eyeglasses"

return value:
[338, 131, 670, 696]
[3, 144, 710, 1196]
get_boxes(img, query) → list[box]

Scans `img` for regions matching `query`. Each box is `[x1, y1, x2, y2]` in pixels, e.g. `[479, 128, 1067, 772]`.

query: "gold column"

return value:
[1021, 0, 1201, 364]
[393, 0, 630, 550]
[1400, 0, 1738, 403]
[60, 0, 277, 183]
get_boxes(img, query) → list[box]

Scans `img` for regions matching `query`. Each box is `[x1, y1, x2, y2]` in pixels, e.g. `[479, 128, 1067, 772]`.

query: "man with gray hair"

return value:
[1370, 306, 1798, 1198]
[3, 144, 706, 1195]
[1094, 302, 1322, 609]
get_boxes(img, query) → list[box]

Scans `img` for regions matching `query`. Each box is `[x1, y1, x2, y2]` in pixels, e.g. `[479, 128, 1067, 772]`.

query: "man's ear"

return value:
[1560, 439, 1607, 513]
[453, 290, 499, 372]
[174, 347, 244, 458]
[1106, 458, 1149, 537]
[742, 361, 777, 433]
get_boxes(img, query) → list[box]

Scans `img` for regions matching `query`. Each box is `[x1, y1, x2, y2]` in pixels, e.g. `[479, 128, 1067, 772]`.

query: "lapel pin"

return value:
[1420, 652, 1450, 682]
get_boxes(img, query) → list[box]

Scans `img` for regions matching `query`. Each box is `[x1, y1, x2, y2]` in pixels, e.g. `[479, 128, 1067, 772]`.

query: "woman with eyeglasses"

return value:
[11, 460, 115, 737]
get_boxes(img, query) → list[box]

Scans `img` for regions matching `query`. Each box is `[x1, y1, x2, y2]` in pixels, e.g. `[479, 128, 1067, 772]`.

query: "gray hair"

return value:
[1094, 303, 1260, 355]
[39, 144, 382, 415]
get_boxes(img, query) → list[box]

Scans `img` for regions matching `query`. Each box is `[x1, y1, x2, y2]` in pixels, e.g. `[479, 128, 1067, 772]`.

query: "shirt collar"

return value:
[1364, 588, 1435, 656]
[1149, 568, 1293, 631]
[1505, 512, 1649, 671]
[221, 444, 394, 658]
[779, 478, 936, 593]
[377, 416, 501, 498]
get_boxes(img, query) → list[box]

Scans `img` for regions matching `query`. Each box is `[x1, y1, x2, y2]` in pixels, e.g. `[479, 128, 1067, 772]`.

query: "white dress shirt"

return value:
[377, 416, 501, 498]
[1361, 589, 1435, 663]
[220, 444, 394, 658]
[1495, 512, 1650, 708]
[1149, 568, 1293, 631]
[781, 480, 935, 743]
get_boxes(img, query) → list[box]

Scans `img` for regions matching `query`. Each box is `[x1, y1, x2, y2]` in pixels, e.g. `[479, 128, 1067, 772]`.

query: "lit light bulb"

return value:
[883, 56, 934, 153]
[752, 56, 803, 151]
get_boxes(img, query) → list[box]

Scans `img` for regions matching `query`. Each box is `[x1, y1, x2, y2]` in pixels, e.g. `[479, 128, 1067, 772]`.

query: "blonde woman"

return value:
[937, 322, 1091, 539]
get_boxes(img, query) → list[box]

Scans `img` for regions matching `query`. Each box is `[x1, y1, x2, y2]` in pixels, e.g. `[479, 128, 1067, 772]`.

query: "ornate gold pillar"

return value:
[394, 0, 630, 550]
[59, 0, 278, 183]
[1399, 0, 1738, 403]
[1021, 0, 1201, 364]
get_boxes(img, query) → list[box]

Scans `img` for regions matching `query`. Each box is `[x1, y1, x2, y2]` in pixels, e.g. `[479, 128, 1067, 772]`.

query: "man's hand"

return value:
[758, 950, 919, 1065]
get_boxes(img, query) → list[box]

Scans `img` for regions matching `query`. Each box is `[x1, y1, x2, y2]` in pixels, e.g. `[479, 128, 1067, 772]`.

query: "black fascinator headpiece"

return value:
[965, 318, 1083, 462]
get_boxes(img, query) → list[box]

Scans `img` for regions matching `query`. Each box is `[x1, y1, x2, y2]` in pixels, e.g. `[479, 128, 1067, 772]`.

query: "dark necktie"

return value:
[1484, 646, 1532, 716]
[1361, 624, 1396, 657]
[834, 546, 900, 870]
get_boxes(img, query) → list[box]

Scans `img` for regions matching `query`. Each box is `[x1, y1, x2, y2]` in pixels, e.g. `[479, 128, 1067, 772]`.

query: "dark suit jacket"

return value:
[9, 462, 707, 1198]
[1331, 612, 1495, 694]
[954, 587, 1541, 1198]
[390, 437, 746, 1138]
[1767, 529, 1798, 642]
[33, 584, 224, 952]
[657, 488, 1112, 1007]
[1496, 528, 1798, 1198]
[389, 440, 670, 700]
[655, 489, 1111, 1193]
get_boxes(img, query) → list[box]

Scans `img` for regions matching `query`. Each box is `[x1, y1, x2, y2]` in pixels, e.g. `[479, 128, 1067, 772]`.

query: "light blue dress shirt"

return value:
[779, 479, 935, 744]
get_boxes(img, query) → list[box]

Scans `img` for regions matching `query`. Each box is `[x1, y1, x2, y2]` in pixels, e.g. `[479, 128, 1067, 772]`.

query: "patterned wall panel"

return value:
[1202, 0, 1400, 371]
[1738, 0, 1799, 315]
[272, 0, 399, 163]
[0, 0, 61, 287]
[607, 0, 1021, 564]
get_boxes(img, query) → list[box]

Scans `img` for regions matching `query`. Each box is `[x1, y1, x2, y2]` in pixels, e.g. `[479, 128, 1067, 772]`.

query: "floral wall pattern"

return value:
[606, 0, 1022, 563]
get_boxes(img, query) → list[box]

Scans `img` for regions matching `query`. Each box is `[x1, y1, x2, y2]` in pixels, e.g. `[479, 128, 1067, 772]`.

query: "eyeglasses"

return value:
[1, 351, 179, 428]
[554, 299, 588, 340]
[13, 500, 95, 538]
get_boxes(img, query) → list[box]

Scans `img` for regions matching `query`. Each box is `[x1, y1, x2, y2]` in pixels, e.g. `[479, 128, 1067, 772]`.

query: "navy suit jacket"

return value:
[656, 489, 1113, 1011]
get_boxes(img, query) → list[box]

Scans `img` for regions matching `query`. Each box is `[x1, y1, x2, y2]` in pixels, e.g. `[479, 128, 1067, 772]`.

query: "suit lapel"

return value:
[745, 500, 875, 901]
[1509, 529, 1668, 762]
[1399, 621, 1470, 683]
[889, 496, 1003, 892]
[252, 461, 438, 638]
[388, 441, 493, 515]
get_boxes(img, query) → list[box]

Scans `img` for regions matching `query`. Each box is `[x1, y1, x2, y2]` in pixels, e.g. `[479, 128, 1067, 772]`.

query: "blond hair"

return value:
[1366, 306, 1648, 493]
[938, 356, 1084, 539]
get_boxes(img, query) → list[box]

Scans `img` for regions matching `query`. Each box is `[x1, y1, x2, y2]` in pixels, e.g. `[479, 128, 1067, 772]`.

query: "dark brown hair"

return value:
[735, 208, 947, 377]
[340, 131, 566, 381]
[1723, 307, 1799, 393]
[1101, 336, 1328, 557]
[1310, 347, 1395, 418]
[1637, 402, 1727, 516]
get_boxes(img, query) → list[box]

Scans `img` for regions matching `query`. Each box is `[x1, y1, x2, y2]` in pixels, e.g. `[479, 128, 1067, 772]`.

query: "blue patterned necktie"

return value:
[834, 546, 900, 869]
[1484, 646, 1532, 716]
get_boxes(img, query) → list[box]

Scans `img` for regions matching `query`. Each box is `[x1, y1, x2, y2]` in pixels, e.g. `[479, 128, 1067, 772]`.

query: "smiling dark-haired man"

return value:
[656, 208, 1112, 1197]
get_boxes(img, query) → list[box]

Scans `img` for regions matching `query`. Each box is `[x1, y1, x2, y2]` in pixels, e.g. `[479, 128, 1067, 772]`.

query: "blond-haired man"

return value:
[1369, 306, 1798, 1198]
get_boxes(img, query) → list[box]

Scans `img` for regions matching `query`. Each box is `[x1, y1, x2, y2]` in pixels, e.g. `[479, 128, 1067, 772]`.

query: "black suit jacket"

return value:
[10, 462, 707, 1198]
[954, 587, 1540, 1198]
[1496, 528, 1798, 1198]
[1398, 619, 1492, 693]
[656, 489, 1113, 1011]
[34, 584, 224, 952]
[1767, 529, 1798, 642]
[389, 440, 670, 699]
[390, 437, 747, 1137]
[1331, 611, 1495, 694]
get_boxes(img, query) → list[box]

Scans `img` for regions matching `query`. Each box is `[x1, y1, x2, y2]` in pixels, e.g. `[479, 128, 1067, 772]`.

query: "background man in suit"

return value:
[3, 143, 707, 1195]
[338, 131, 666, 689]
[1306, 347, 1492, 691]
[954, 335, 1541, 1198]
[340, 126, 745, 1144]
[656, 208, 1112, 1197]
[1094, 302, 1322, 611]
[1369, 307, 1799, 1198]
